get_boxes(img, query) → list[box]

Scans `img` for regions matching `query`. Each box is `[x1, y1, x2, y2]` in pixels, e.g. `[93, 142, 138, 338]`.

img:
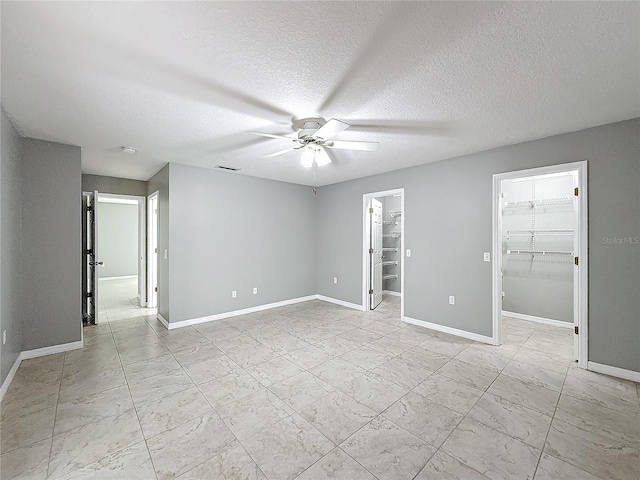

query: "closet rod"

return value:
[506, 250, 573, 256]
[383, 274, 398, 280]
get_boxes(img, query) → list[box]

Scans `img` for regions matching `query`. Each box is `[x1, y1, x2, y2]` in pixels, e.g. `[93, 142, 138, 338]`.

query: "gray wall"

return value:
[0, 108, 23, 385]
[381, 195, 402, 294]
[168, 163, 316, 323]
[21, 139, 82, 351]
[83, 174, 148, 196]
[502, 175, 574, 322]
[317, 118, 639, 373]
[97, 202, 139, 278]
[148, 165, 170, 322]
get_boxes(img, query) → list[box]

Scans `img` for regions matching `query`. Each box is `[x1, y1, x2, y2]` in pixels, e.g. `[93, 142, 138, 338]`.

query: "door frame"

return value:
[147, 191, 159, 308]
[95, 192, 147, 308]
[491, 161, 588, 368]
[362, 188, 405, 318]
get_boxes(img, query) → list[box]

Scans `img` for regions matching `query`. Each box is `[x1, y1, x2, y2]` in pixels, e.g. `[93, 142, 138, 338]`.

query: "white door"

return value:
[572, 172, 579, 361]
[87, 190, 103, 323]
[147, 192, 159, 308]
[370, 199, 383, 309]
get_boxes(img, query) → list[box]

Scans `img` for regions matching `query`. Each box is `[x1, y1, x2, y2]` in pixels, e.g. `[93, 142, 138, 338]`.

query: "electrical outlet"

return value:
[253, 287, 258, 295]
[232, 290, 237, 298]
[484, 252, 491, 262]
[449, 296, 455, 305]
[406, 249, 411, 257]
[333, 277, 338, 284]
[2, 330, 6, 345]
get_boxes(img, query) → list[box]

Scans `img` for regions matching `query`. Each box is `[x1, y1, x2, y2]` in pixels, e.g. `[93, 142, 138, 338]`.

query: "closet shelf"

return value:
[383, 274, 398, 280]
[506, 249, 573, 256]
[388, 211, 402, 218]
[383, 233, 401, 239]
[382, 261, 398, 266]
[505, 229, 574, 238]
[383, 220, 398, 226]
[382, 247, 398, 252]
[504, 197, 572, 208]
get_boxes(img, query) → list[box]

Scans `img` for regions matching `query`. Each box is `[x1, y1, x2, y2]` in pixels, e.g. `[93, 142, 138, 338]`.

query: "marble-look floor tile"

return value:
[441, 417, 540, 480]
[51, 441, 156, 480]
[160, 328, 210, 353]
[296, 447, 376, 480]
[309, 358, 367, 388]
[437, 359, 499, 390]
[118, 342, 170, 365]
[316, 336, 361, 357]
[510, 348, 571, 374]
[147, 413, 238, 480]
[534, 453, 603, 480]
[136, 387, 214, 439]
[468, 393, 552, 449]
[544, 419, 639, 480]
[180, 354, 240, 385]
[227, 344, 279, 369]
[455, 346, 513, 372]
[0, 405, 56, 453]
[415, 449, 489, 480]
[259, 332, 310, 355]
[413, 373, 484, 415]
[372, 357, 433, 389]
[194, 323, 242, 343]
[339, 346, 393, 371]
[341, 328, 382, 345]
[501, 360, 566, 392]
[246, 356, 304, 387]
[217, 389, 292, 440]
[362, 321, 402, 336]
[211, 332, 261, 354]
[59, 364, 126, 401]
[47, 409, 144, 479]
[199, 371, 263, 410]
[337, 372, 408, 413]
[268, 371, 335, 410]
[284, 345, 334, 370]
[128, 368, 194, 405]
[341, 416, 436, 480]
[54, 384, 134, 435]
[388, 325, 435, 344]
[242, 413, 334, 480]
[383, 392, 464, 447]
[487, 374, 560, 416]
[0, 437, 50, 480]
[175, 444, 266, 479]
[562, 373, 640, 417]
[122, 352, 181, 384]
[290, 326, 335, 344]
[171, 342, 224, 364]
[419, 334, 472, 357]
[554, 394, 640, 449]
[300, 391, 377, 444]
[367, 336, 413, 355]
[400, 347, 451, 371]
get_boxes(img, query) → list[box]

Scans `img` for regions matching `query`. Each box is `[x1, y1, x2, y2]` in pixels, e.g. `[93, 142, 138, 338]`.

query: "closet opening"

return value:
[492, 161, 588, 368]
[362, 188, 405, 319]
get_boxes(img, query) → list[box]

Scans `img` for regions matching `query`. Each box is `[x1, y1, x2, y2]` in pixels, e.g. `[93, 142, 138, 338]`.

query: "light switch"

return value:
[484, 252, 491, 262]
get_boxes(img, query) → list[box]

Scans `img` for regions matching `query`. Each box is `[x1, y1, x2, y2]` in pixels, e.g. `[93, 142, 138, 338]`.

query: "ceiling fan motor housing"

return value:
[298, 121, 322, 143]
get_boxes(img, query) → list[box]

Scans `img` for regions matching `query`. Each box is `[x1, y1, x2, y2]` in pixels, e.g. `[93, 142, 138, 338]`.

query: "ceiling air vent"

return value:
[214, 165, 240, 172]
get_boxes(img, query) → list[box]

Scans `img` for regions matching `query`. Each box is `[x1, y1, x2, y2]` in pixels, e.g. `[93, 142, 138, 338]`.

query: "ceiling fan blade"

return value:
[264, 147, 297, 158]
[315, 147, 333, 167]
[312, 119, 350, 141]
[326, 140, 379, 152]
[248, 131, 296, 141]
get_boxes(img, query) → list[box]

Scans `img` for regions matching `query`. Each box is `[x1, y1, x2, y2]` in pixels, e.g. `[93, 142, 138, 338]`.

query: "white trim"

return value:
[0, 355, 22, 402]
[382, 290, 402, 297]
[147, 191, 159, 309]
[588, 362, 640, 383]
[404, 316, 494, 344]
[316, 295, 364, 311]
[156, 314, 170, 330]
[502, 311, 573, 329]
[21, 340, 83, 360]
[161, 296, 318, 330]
[492, 161, 588, 364]
[99, 275, 138, 281]
[362, 188, 405, 318]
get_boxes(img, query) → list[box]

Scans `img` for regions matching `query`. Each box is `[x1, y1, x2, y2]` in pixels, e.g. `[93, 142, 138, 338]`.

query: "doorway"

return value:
[492, 161, 588, 368]
[363, 188, 405, 319]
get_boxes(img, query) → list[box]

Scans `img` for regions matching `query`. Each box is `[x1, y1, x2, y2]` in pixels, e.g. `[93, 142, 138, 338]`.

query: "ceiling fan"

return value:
[249, 119, 379, 168]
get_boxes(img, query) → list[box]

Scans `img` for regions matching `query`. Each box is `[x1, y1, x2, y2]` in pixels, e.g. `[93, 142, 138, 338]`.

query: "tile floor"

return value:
[1, 291, 639, 479]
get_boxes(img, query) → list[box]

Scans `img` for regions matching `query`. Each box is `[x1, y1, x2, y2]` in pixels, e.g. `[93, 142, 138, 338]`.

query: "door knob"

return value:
[90, 261, 104, 266]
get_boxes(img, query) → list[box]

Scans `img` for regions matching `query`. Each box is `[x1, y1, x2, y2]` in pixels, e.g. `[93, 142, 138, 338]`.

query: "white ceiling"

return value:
[1, 2, 638, 186]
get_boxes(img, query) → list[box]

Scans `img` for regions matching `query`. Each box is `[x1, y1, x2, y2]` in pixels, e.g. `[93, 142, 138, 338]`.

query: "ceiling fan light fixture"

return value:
[315, 147, 332, 167]
[300, 146, 315, 168]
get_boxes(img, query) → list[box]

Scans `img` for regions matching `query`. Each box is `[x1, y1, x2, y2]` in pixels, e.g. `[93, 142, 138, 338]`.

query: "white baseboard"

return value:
[156, 314, 170, 329]
[0, 354, 23, 402]
[382, 290, 402, 297]
[404, 316, 494, 344]
[21, 340, 84, 360]
[316, 295, 365, 312]
[99, 275, 138, 281]
[502, 311, 573, 329]
[587, 362, 640, 383]
[0, 340, 83, 402]
[164, 295, 318, 330]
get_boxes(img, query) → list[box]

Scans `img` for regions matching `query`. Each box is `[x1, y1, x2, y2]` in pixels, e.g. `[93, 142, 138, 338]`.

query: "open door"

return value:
[82, 190, 103, 325]
[369, 199, 383, 309]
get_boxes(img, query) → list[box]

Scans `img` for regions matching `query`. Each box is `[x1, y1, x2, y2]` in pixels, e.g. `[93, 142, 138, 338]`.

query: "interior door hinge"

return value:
[369, 207, 374, 213]
[574, 256, 579, 266]
[155, 248, 158, 253]
[574, 326, 579, 335]
[369, 248, 374, 254]
[369, 289, 373, 295]
[574, 187, 579, 196]
[154, 287, 158, 292]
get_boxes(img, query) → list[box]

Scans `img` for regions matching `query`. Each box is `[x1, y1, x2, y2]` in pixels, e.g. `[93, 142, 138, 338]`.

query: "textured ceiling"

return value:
[1, 1, 639, 186]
